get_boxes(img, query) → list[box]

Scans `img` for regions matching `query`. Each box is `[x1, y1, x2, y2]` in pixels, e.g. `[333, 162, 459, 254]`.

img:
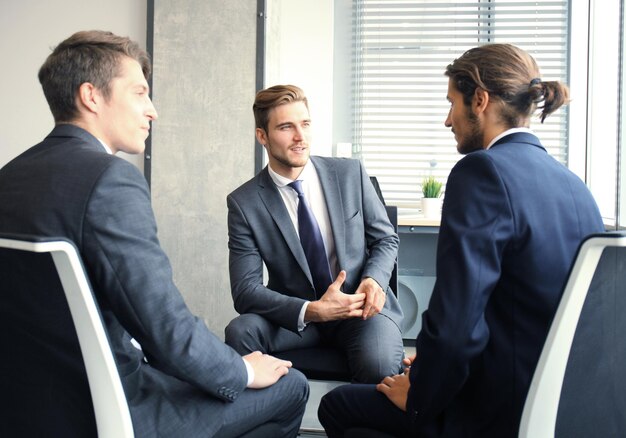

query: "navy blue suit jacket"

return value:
[407, 132, 604, 436]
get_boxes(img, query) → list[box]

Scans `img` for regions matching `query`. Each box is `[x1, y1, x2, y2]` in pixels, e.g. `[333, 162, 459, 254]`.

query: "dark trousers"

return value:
[318, 383, 413, 438]
[214, 368, 309, 438]
[225, 313, 404, 384]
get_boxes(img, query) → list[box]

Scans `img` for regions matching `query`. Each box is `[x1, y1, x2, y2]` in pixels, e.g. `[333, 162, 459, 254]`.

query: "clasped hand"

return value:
[305, 271, 386, 322]
[355, 276, 386, 319]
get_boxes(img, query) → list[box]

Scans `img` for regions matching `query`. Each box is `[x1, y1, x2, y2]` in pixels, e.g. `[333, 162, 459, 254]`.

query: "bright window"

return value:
[352, 0, 570, 208]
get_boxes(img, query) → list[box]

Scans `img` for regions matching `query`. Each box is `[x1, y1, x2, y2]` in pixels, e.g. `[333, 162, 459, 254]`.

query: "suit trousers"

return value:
[318, 383, 413, 438]
[213, 368, 309, 437]
[225, 313, 404, 384]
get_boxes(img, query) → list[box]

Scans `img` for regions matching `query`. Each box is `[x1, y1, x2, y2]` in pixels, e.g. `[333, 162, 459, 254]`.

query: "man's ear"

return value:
[472, 87, 490, 115]
[255, 127, 268, 146]
[77, 82, 101, 114]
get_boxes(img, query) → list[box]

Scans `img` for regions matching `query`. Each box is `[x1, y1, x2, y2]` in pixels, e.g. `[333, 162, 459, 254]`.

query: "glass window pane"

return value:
[352, 0, 570, 208]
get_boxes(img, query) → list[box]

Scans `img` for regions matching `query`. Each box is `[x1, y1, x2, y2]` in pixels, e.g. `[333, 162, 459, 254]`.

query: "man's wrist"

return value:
[363, 276, 385, 292]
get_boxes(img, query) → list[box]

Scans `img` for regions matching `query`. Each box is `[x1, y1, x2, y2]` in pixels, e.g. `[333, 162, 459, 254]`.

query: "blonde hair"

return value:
[253, 84, 309, 132]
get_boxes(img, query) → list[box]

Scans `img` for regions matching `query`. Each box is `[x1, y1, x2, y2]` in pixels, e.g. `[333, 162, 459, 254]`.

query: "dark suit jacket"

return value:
[0, 125, 248, 437]
[227, 156, 402, 333]
[407, 132, 605, 437]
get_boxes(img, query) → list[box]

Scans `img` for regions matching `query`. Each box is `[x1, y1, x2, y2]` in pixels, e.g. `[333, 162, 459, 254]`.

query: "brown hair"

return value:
[38, 30, 151, 123]
[253, 84, 309, 132]
[445, 44, 569, 125]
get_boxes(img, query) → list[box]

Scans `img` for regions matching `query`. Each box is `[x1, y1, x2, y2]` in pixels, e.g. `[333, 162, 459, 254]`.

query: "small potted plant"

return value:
[421, 175, 443, 218]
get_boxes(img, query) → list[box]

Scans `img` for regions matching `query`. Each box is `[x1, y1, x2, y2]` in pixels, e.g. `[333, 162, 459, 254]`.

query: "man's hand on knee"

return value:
[244, 351, 292, 389]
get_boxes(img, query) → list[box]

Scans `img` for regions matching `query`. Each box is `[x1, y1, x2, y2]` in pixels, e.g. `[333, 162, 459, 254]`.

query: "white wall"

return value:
[265, 0, 334, 157]
[0, 0, 147, 169]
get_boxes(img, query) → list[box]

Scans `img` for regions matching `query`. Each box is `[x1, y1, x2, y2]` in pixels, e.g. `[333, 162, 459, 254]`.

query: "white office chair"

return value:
[341, 232, 626, 438]
[0, 235, 134, 438]
[519, 232, 626, 437]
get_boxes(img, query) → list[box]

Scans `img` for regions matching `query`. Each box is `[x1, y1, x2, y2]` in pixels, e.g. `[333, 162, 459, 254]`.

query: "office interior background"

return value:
[1, 0, 624, 337]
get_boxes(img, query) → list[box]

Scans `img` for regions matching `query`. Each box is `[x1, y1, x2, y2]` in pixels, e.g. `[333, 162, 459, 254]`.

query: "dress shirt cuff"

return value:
[298, 301, 311, 331]
[242, 357, 255, 387]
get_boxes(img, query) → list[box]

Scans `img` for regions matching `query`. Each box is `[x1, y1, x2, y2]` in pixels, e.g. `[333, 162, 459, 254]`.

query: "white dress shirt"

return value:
[268, 160, 338, 330]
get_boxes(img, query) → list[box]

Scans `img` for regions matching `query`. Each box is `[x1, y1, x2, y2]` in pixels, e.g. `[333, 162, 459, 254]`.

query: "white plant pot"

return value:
[421, 197, 442, 218]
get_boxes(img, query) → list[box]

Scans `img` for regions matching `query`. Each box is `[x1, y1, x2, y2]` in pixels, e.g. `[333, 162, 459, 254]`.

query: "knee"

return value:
[318, 388, 345, 437]
[224, 314, 268, 354]
[351, 365, 385, 384]
[351, 350, 404, 384]
[287, 368, 310, 407]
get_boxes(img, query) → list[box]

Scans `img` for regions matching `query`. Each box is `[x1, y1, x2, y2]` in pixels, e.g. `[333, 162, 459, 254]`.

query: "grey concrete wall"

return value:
[151, 1, 257, 338]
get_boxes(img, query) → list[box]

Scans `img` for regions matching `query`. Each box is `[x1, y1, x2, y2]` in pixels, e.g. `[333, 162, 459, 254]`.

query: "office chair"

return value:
[519, 231, 626, 437]
[341, 232, 626, 438]
[0, 234, 284, 438]
[0, 234, 134, 438]
[275, 205, 399, 382]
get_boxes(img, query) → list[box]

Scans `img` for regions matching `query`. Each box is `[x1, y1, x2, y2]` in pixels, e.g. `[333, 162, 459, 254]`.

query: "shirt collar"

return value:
[486, 127, 534, 149]
[97, 138, 113, 155]
[268, 159, 315, 187]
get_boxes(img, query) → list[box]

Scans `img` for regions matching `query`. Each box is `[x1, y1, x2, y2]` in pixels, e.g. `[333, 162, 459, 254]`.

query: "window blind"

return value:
[352, 0, 570, 207]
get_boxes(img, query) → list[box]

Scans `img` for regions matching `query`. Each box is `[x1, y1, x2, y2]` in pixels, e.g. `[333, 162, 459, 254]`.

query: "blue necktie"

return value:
[289, 180, 333, 296]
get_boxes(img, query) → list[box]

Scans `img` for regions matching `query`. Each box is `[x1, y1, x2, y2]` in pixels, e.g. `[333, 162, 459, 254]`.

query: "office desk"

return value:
[397, 210, 440, 342]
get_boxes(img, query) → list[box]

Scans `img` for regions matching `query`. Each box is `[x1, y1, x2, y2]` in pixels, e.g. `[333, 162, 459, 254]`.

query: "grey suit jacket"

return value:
[227, 156, 403, 333]
[0, 124, 247, 437]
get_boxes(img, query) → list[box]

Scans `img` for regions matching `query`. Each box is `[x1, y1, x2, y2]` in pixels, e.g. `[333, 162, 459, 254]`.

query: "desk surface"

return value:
[397, 208, 441, 227]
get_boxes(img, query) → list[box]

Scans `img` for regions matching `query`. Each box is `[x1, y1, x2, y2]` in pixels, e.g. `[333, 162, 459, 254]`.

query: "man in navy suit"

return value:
[318, 44, 605, 437]
[225, 84, 404, 383]
[0, 30, 308, 437]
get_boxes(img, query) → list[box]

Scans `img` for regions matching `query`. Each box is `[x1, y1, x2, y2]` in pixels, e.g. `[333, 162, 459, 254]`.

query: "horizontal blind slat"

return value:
[353, 0, 569, 207]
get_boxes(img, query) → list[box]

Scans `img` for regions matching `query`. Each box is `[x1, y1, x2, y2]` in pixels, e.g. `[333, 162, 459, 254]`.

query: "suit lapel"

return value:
[257, 168, 312, 279]
[311, 157, 347, 268]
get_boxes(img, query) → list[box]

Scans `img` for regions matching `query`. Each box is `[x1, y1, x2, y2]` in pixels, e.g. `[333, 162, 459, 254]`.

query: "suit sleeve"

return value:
[227, 193, 307, 333]
[357, 160, 399, 291]
[407, 152, 514, 422]
[82, 160, 248, 401]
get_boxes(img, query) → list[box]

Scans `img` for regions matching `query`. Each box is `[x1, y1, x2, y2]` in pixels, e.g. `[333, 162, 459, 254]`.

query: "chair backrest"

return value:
[0, 234, 134, 438]
[385, 205, 398, 297]
[519, 232, 626, 438]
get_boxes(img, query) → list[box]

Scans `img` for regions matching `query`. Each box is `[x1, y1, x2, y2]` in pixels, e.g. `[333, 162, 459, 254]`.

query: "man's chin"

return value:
[287, 155, 310, 168]
[457, 141, 484, 155]
[117, 143, 146, 156]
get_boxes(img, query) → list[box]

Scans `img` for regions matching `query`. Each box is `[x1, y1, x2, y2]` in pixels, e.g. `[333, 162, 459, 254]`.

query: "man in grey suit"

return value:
[0, 31, 308, 438]
[225, 84, 404, 383]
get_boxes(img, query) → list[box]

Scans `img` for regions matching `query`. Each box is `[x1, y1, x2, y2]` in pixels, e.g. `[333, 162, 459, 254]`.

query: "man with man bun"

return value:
[318, 43, 604, 438]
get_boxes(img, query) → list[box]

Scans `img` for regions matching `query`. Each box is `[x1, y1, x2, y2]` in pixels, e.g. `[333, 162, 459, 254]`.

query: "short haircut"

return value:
[253, 84, 309, 132]
[38, 30, 151, 123]
[445, 43, 569, 125]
